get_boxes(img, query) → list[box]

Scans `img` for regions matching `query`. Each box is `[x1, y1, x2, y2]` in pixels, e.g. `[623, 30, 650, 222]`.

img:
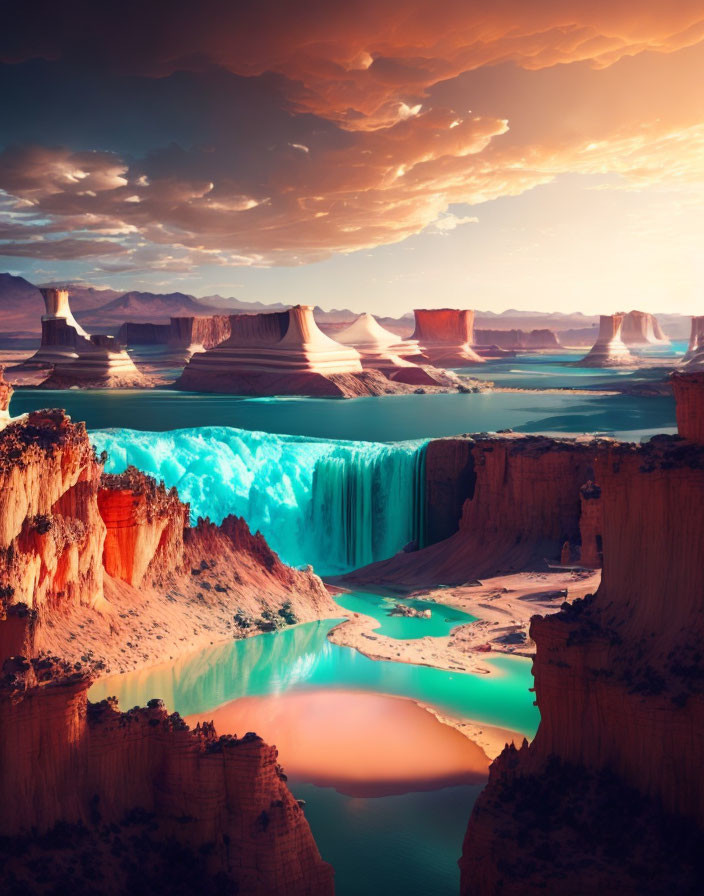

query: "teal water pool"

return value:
[89, 619, 538, 737]
[333, 589, 476, 639]
[10, 385, 675, 442]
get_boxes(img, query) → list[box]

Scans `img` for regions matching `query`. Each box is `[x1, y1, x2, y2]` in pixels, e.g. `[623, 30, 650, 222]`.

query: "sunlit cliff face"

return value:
[0, 1, 703, 311]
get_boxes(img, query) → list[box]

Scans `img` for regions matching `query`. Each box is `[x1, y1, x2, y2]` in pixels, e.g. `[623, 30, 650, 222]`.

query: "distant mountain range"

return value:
[0, 271, 692, 343]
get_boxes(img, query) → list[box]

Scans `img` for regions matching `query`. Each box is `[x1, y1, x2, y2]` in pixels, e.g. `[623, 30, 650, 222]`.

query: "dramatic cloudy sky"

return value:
[1, 1, 703, 313]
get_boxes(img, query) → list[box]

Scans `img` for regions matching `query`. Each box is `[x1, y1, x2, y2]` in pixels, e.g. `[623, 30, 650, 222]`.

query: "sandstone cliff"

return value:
[671, 371, 704, 443]
[460, 429, 704, 891]
[0, 366, 13, 429]
[0, 657, 334, 895]
[346, 433, 600, 588]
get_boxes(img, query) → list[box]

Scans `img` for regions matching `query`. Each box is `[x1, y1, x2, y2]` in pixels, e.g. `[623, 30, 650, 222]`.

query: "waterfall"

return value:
[90, 426, 427, 575]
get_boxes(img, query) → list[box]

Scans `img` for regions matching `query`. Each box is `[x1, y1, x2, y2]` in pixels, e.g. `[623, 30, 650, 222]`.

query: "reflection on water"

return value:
[292, 779, 483, 896]
[89, 619, 539, 736]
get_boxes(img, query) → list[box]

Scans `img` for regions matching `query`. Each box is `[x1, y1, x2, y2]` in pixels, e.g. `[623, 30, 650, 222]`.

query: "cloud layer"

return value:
[1, 1, 703, 273]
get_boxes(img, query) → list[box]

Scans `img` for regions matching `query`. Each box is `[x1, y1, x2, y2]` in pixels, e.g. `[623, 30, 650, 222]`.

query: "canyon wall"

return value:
[460, 387, 704, 893]
[0, 658, 334, 895]
[474, 328, 561, 350]
[0, 410, 106, 622]
[117, 315, 232, 349]
[0, 411, 338, 672]
[348, 433, 599, 588]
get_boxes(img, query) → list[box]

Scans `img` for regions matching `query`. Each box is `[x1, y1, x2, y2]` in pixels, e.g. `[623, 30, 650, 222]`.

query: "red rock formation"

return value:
[411, 308, 485, 366]
[474, 328, 561, 350]
[0, 410, 106, 622]
[578, 481, 602, 567]
[0, 411, 338, 672]
[620, 310, 669, 346]
[98, 469, 187, 588]
[0, 657, 334, 895]
[671, 372, 704, 443]
[347, 434, 598, 588]
[576, 313, 636, 367]
[460, 437, 704, 893]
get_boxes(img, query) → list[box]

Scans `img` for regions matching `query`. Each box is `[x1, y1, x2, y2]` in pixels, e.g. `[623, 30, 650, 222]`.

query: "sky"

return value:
[0, 0, 703, 315]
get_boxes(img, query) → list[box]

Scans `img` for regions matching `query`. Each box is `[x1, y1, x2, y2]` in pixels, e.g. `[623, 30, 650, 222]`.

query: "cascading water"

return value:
[90, 426, 427, 575]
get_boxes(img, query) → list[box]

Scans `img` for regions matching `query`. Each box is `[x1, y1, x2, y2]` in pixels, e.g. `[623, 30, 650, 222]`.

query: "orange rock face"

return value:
[98, 469, 187, 587]
[411, 308, 485, 366]
[0, 410, 105, 623]
[460, 437, 704, 892]
[671, 372, 704, 443]
[578, 481, 602, 567]
[620, 310, 669, 346]
[0, 658, 333, 895]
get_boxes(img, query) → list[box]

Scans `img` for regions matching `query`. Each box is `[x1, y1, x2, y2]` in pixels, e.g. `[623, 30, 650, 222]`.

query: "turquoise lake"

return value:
[89, 618, 537, 896]
[10, 383, 675, 442]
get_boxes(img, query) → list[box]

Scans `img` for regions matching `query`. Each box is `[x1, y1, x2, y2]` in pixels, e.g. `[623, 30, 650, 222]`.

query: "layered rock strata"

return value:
[118, 315, 232, 363]
[0, 658, 334, 895]
[411, 308, 485, 366]
[575, 313, 636, 367]
[620, 310, 669, 346]
[346, 433, 600, 588]
[334, 312, 442, 385]
[16, 287, 91, 368]
[38, 334, 148, 388]
[460, 429, 704, 891]
[175, 304, 469, 396]
[474, 328, 561, 350]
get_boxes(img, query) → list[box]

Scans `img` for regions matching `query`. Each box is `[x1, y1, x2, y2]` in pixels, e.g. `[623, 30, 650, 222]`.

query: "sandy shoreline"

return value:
[327, 568, 601, 675]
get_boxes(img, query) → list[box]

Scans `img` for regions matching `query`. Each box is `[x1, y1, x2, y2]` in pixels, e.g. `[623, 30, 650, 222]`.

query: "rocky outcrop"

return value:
[411, 309, 485, 366]
[117, 316, 232, 365]
[98, 469, 187, 588]
[346, 434, 599, 588]
[460, 434, 704, 892]
[0, 410, 106, 624]
[175, 305, 467, 397]
[38, 334, 149, 388]
[0, 657, 334, 895]
[334, 312, 444, 386]
[15, 287, 91, 369]
[474, 328, 561, 350]
[575, 313, 636, 367]
[0, 411, 338, 672]
[620, 310, 669, 346]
